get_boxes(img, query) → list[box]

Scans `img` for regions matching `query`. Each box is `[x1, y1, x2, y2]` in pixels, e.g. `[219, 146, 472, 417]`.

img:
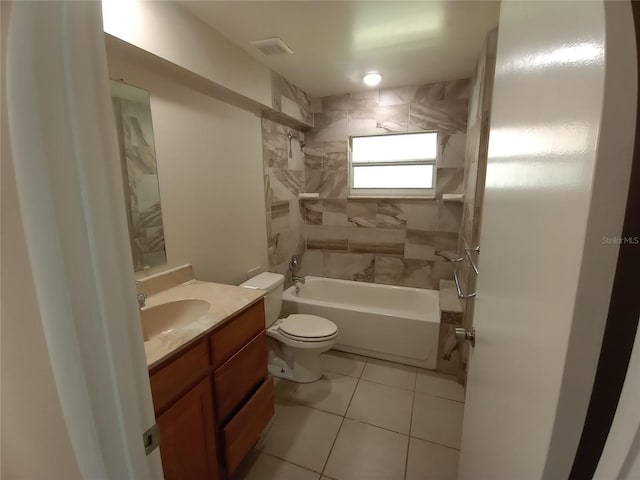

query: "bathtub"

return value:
[281, 276, 440, 369]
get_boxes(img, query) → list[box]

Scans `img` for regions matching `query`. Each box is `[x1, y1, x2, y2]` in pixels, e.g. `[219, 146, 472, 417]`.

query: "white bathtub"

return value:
[281, 276, 440, 369]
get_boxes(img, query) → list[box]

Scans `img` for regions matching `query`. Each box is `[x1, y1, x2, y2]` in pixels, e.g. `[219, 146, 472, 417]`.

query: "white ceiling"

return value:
[180, 1, 501, 98]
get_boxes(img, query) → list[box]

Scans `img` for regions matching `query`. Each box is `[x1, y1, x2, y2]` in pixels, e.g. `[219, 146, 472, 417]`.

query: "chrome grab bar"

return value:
[436, 246, 480, 299]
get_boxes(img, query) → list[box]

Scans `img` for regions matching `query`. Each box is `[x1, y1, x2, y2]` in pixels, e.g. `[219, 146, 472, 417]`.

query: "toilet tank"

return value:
[240, 272, 284, 328]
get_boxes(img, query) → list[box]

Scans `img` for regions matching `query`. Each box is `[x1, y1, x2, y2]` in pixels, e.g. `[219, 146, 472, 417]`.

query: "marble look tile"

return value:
[324, 419, 408, 480]
[433, 259, 456, 286]
[378, 85, 420, 106]
[409, 101, 468, 134]
[375, 200, 407, 229]
[293, 371, 359, 416]
[411, 393, 464, 449]
[305, 225, 349, 251]
[346, 380, 413, 434]
[264, 174, 273, 211]
[438, 202, 463, 233]
[263, 146, 289, 169]
[439, 279, 463, 313]
[322, 199, 351, 227]
[347, 200, 377, 227]
[272, 72, 313, 125]
[303, 140, 348, 155]
[323, 252, 375, 282]
[269, 168, 304, 201]
[305, 167, 348, 199]
[261, 403, 342, 473]
[439, 132, 467, 168]
[414, 82, 448, 103]
[348, 104, 409, 135]
[310, 110, 347, 143]
[304, 152, 324, 169]
[321, 93, 351, 112]
[300, 250, 324, 276]
[270, 200, 290, 222]
[436, 168, 465, 197]
[289, 138, 305, 171]
[444, 78, 471, 100]
[406, 230, 458, 254]
[406, 438, 459, 480]
[348, 228, 405, 255]
[323, 151, 348, 170]
[321, 350, 367, 377]
[404, 240, 436, 261]
[302, 201, 323, 225]
[348, 90, 380, 110]
[374, 256, 434, 289]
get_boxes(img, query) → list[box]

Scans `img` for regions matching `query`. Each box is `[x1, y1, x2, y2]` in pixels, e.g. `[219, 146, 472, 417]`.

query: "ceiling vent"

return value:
[249, 37, 293, 56]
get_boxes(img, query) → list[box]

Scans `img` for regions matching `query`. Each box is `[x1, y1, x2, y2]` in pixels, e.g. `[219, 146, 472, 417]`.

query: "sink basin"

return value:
[140, 299, 210, 341]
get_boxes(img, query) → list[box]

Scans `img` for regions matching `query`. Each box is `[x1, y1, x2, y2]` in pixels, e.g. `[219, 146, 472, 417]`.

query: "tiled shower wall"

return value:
[262, 118, 306, 281]
[457, 30, 498, 372]
[298, 80, 471, 289]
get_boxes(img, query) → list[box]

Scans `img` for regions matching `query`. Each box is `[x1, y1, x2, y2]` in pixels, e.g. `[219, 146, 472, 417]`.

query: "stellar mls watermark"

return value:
[601, 236, 639, 245]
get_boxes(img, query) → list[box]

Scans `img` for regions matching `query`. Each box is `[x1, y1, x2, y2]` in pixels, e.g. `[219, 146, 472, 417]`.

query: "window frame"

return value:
[348, 131, 438, 198]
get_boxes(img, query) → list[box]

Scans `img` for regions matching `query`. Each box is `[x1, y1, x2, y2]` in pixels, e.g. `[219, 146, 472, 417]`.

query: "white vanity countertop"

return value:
[142, 279, 265, 369]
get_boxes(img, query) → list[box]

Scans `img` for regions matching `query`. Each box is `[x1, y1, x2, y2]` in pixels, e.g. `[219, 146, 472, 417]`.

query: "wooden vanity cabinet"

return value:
[148, 298, 273, 480]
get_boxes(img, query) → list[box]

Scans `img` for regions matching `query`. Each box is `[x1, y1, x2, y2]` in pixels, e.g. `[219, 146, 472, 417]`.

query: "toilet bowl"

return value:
[266, 314, 337, 383]
[240, 273, 338, 383]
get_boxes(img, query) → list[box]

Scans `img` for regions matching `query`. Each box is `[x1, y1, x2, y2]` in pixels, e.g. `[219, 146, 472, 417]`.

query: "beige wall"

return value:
[102, 0, 272, 108]
[107, 46, 268, 285]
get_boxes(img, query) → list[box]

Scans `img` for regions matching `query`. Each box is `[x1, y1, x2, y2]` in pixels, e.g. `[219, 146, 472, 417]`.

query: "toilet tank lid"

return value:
[240, 272, 284, 290]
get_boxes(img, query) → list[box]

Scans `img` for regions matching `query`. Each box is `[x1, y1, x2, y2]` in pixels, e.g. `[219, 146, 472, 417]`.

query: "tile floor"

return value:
[234, 350, 465, 480]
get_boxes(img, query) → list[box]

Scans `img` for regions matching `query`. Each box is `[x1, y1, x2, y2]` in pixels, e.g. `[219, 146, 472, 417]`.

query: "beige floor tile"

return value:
[406, 437, 459, 480]
[411, 392, 464, 449]
[321, 350, 367, 378]
[261, 403, 342, 473]
[415, 370, 465, 402]
[346, 380, 413, 434]
[273, 377, 300, 401]
[324, 419, 408, 480]
[361, 358, 417, 390]
[293, 372, 359, 415]
[237, 452, 320, 480]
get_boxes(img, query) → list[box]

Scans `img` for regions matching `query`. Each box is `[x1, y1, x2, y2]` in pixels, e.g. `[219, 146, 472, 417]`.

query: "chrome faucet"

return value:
[289, 255, 305, 292]
[137, 292, 147, 310]
[292, 275, 306, 285]
[135, 280, 147, 310]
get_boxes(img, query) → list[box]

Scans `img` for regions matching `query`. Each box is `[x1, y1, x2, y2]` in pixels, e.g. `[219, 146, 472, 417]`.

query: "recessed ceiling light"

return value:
[363, 72, 382, 87]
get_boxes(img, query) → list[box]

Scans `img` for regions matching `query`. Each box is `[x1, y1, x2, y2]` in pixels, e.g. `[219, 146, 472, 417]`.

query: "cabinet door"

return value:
[157, 377, 220, 480]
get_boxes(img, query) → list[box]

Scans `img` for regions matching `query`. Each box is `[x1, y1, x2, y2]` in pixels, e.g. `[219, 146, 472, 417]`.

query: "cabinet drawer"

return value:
[211, 300, 264, 368]
[223, 376, 274, 475]
[214, 331, 267, 423]
[150, 340, 210, 415]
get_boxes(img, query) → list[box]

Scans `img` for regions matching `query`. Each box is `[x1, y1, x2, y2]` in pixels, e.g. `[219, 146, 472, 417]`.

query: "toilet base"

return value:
[267, 341, 333, 383]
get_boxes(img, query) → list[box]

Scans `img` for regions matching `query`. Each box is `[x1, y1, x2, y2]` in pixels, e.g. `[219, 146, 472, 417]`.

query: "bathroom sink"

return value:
[140, 299, 210, 341]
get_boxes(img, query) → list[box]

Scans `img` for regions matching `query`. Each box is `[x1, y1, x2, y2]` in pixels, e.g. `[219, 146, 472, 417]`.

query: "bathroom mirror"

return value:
[110, 80, 167, 271]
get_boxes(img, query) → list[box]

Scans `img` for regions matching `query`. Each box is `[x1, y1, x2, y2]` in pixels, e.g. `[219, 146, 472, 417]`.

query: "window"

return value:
[349, 131, 437, 197]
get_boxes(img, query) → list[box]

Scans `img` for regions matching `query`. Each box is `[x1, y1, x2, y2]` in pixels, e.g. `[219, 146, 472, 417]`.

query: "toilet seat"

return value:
[275, 314, 338, 342]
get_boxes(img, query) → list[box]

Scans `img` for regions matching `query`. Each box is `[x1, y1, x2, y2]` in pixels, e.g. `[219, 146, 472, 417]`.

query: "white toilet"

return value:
[241, 272, 338, 383]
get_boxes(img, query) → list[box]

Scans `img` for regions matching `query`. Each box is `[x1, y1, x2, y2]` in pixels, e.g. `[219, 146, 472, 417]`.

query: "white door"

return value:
[458, 1, 636, 479]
